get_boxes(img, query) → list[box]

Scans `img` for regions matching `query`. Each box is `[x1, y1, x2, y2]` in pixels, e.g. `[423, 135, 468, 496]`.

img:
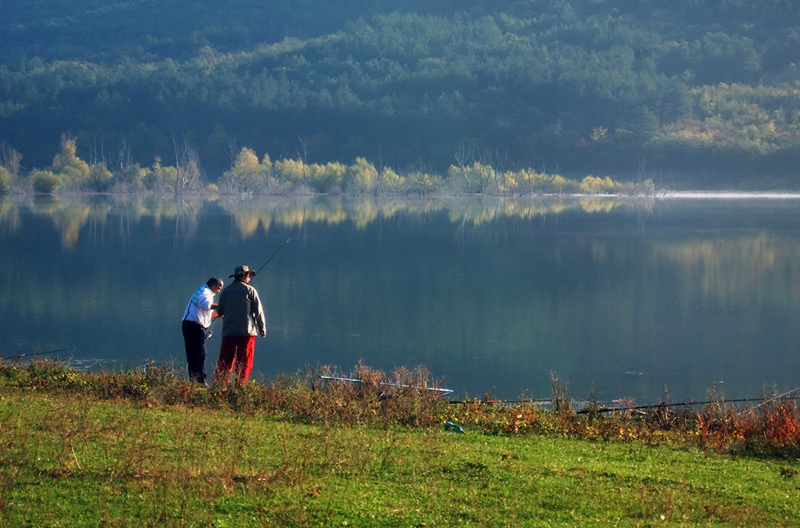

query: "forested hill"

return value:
[2, 0, 800, 187]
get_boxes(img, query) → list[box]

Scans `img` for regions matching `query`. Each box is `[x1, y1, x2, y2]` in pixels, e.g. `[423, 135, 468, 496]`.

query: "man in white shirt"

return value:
[181, 277, 224, 384]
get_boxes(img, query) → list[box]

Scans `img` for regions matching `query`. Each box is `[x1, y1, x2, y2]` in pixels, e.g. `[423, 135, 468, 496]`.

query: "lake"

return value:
[2, 193, 800, 404]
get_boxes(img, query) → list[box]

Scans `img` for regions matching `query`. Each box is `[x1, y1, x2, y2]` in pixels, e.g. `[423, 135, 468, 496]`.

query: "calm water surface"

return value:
[2, 194, 800, 403]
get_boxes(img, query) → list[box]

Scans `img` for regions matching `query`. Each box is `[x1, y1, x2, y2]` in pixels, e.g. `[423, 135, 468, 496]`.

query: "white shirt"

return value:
[182, 285, 216, 328]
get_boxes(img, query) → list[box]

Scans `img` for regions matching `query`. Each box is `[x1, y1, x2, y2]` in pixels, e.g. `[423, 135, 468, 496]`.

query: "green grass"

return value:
[1, 361, 800, 526]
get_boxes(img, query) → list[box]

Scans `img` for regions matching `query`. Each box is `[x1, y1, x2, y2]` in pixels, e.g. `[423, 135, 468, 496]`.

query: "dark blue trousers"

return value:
[182, 319, 208, 384]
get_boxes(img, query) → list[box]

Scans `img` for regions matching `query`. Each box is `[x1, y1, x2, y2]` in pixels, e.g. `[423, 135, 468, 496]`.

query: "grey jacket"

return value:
[217, 279, 267, 338]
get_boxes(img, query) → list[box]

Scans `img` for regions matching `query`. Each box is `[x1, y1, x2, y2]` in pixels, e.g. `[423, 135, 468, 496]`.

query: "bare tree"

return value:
[226, 138, 239, 169]
[172, 134, 183, 195]
[296, 135, 308, 185]
[375, 145, 384, 195]
[173, 134, 203, 194]
[88, 136, 104, 166]
[454, 142, 477, 189]
[116, 136, 133, 174]
[474, 148, 502, 194]
[481, 148, 509, 194]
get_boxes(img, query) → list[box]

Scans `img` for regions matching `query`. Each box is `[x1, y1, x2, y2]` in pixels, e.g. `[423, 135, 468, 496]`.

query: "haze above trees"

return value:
[1, 0, 799, 190]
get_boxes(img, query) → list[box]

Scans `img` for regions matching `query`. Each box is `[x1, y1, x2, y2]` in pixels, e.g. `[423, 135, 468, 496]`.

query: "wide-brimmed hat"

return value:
[230, 265, 256, 278]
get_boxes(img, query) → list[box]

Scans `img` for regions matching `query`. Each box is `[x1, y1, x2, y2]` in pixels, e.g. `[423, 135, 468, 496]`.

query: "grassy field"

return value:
[1, 361, 799, 527]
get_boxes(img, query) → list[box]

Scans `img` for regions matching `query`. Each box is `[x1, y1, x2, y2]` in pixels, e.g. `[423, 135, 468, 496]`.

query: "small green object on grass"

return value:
[444, 420, 464, 433]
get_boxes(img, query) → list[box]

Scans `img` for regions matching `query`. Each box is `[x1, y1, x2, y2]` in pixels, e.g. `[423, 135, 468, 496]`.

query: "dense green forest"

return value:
[1, 0, 799, 192]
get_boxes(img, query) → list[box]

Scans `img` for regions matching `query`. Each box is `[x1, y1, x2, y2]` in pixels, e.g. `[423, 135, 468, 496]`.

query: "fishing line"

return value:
[1, 347, 78, 361]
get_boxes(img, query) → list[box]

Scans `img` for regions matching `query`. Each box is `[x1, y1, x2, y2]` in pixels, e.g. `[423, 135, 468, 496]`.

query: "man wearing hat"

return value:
[213, 265, 267, 387]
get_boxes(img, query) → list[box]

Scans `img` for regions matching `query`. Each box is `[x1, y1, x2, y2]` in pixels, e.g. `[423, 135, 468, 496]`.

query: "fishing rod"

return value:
[579, 397, 787, 415]
[444, 396, 800, 413]
[207, 238, 291, 336]
[254, 237, 291, 276]
[319, 375, 454, 395]
[590, 394, 800, 415]
[738, 386, 800, 416]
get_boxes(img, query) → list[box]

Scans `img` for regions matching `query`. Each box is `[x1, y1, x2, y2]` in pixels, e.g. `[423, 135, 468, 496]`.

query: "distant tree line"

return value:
[1, 135, 652, 196]
[1, 0, 799, 186]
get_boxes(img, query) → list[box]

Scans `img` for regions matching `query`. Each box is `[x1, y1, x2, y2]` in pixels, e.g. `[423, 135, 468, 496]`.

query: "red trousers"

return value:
[215, 335, 255, 386]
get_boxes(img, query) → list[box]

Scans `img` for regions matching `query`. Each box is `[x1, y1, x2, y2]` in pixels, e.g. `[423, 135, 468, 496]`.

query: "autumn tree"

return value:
[88, 162, 114, 192]
[220, 147, 271, 193]
[307, 162, 346, 192]
[51, 135, 90, 187]
[273, 158, 307, 186]
[31, 170, 60, 194]
[347, 157, 378, 193]
[0, 144, 22, 178]
[0, 166, 11, 193]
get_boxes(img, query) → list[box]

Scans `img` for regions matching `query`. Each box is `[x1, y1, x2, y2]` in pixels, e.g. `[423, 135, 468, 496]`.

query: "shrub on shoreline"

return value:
[2, 358, 798, 458]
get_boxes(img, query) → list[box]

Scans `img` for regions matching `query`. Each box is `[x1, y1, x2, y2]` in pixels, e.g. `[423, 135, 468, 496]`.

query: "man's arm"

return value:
[250, 290, 267, 337]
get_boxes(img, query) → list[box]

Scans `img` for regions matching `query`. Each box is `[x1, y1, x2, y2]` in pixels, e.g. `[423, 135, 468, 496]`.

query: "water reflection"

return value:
[0, 194, 652, 248]
[2, 193, 799, 403]
[655, 234, 800, 301]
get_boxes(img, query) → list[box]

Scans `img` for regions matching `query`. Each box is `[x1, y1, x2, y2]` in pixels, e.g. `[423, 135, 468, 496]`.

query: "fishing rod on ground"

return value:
[738, 385, 800, 416]
[206, 237, 291, 338]
[577, 397, 800, 415]
[588, 389, 800, 415]
[443, 396, 800, 413]
[319, 375, 454, 395]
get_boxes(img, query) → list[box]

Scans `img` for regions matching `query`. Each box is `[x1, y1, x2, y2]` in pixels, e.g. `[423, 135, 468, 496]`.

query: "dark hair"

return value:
[206, 277, 224, 289]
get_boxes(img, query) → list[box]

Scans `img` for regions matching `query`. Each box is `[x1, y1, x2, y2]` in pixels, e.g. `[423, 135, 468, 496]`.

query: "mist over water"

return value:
[3, 194, 800, 403]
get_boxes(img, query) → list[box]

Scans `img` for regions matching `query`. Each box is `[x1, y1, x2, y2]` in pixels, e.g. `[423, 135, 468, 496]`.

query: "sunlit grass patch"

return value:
[1, 370, 800, 526]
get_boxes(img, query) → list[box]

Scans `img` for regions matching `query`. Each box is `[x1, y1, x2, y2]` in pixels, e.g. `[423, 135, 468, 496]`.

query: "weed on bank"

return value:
[1, 360, 800, 526]
[3, 359, 800, 456]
